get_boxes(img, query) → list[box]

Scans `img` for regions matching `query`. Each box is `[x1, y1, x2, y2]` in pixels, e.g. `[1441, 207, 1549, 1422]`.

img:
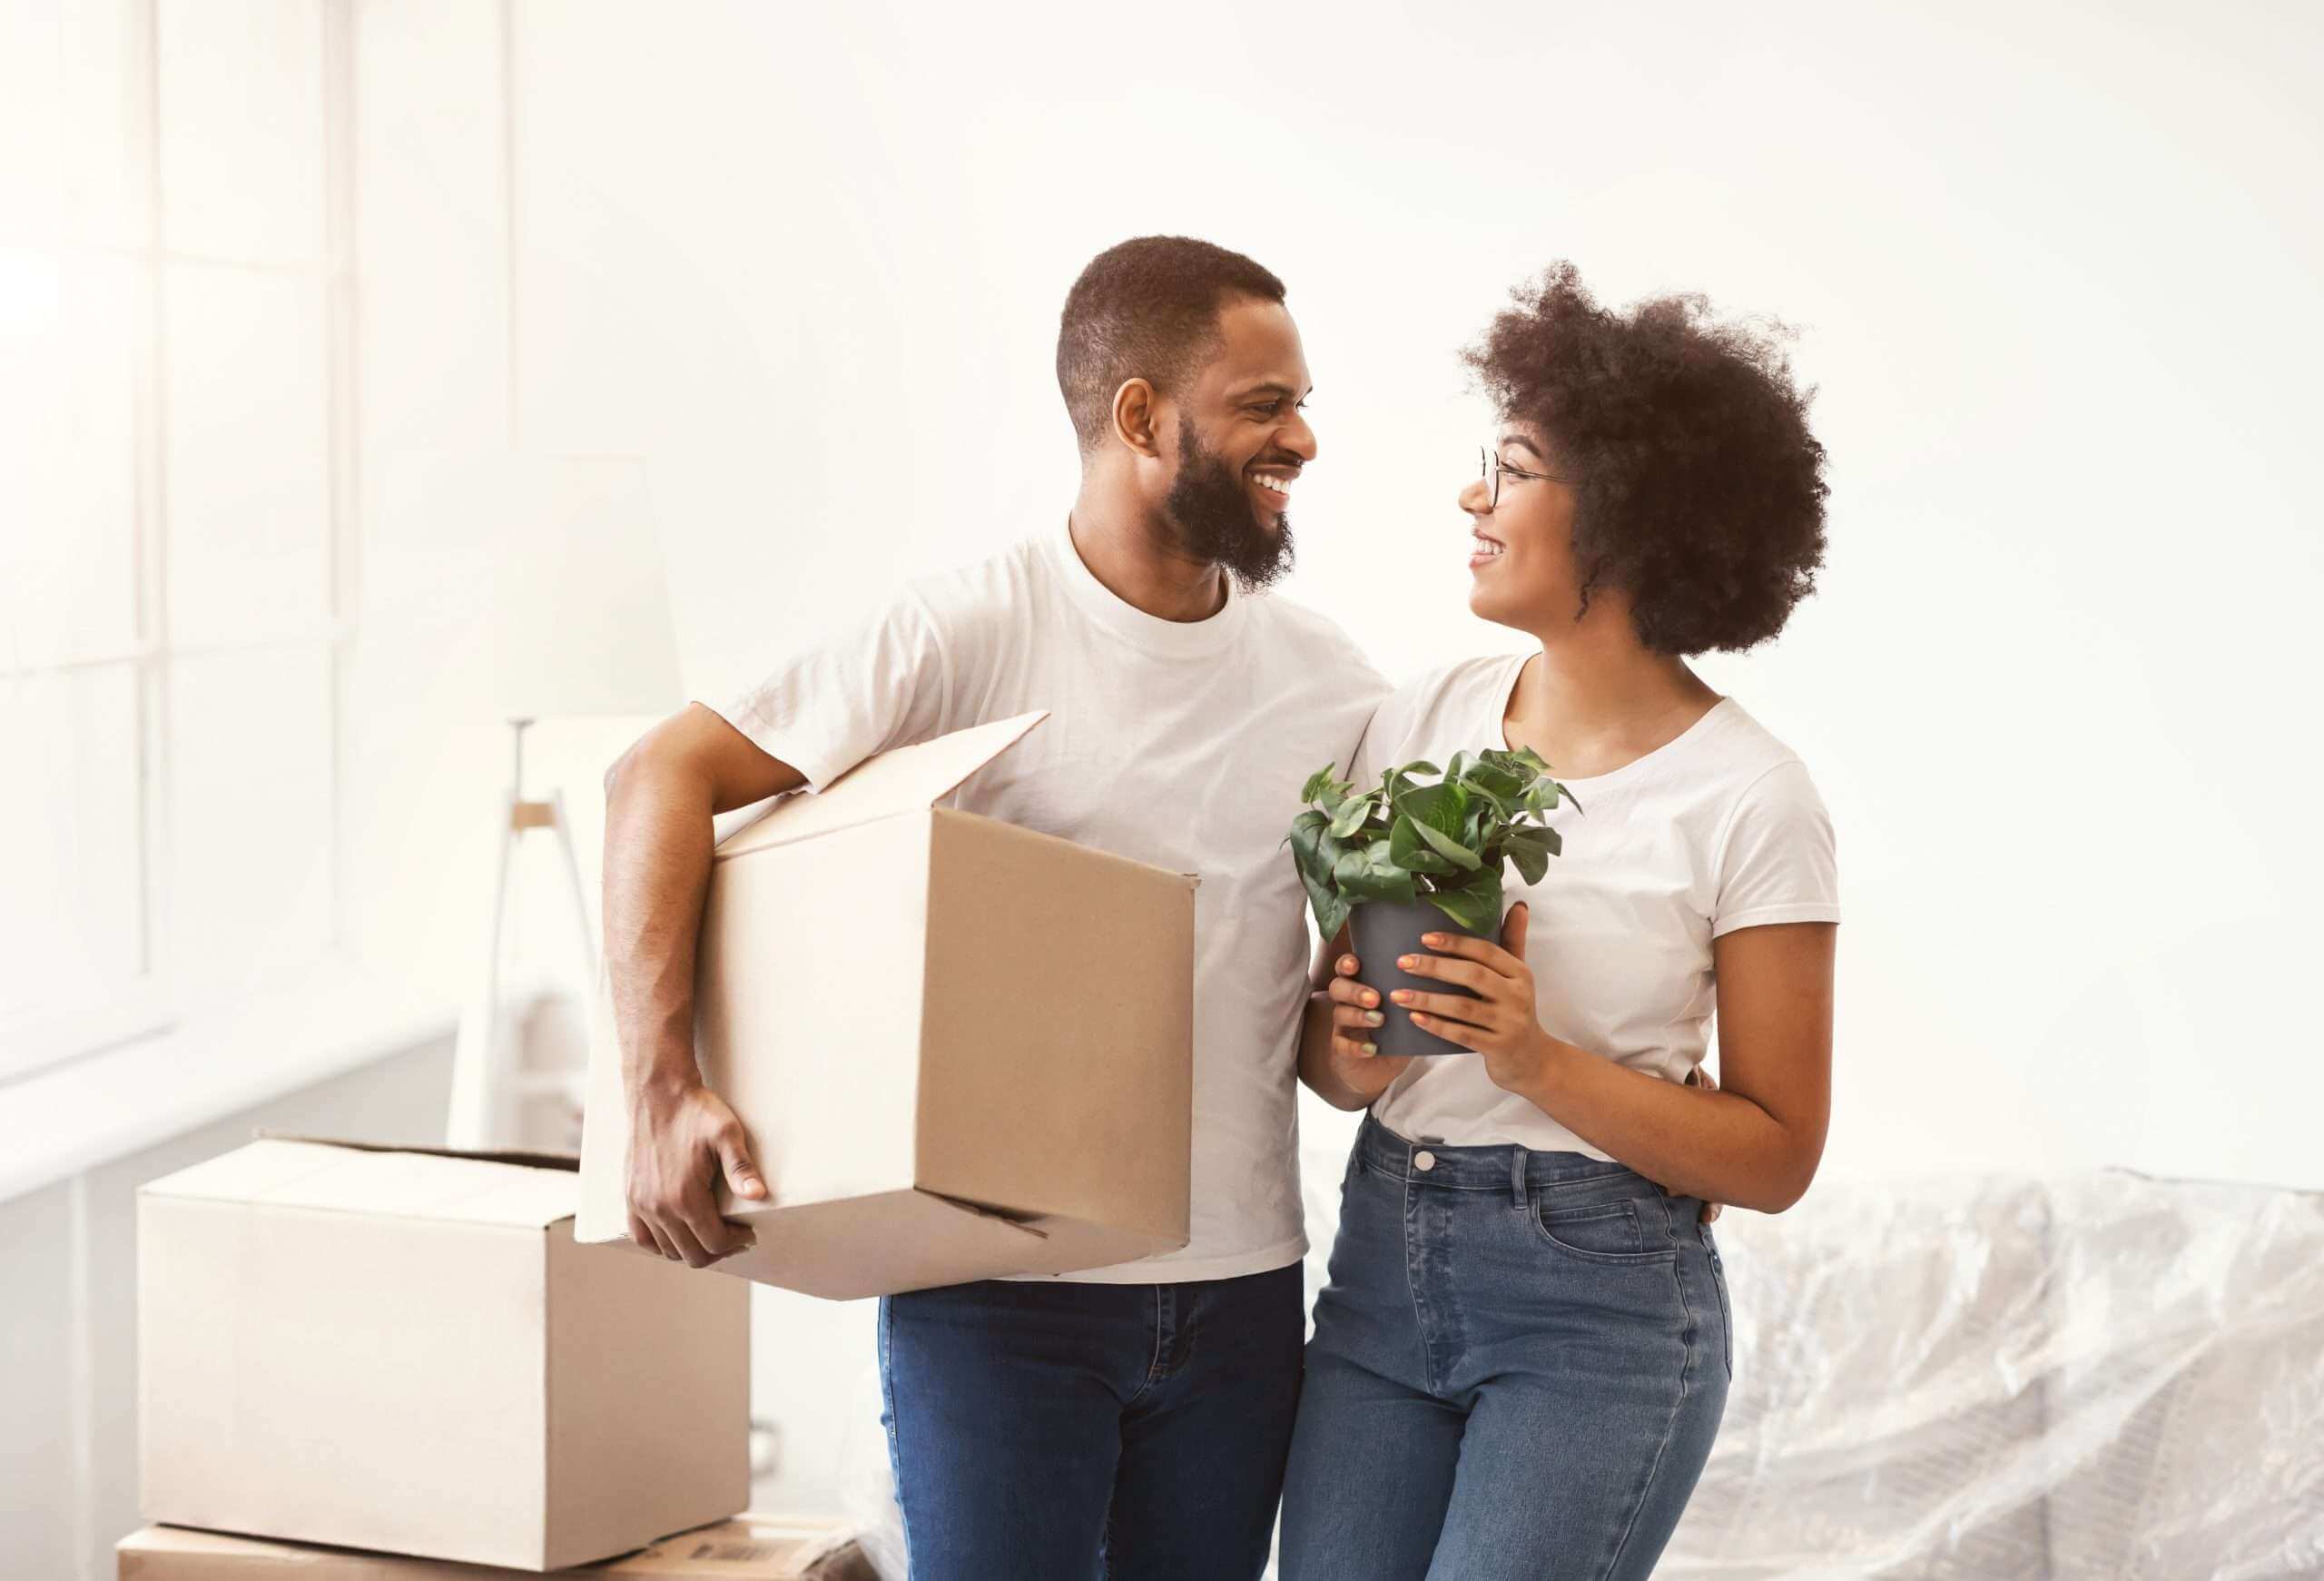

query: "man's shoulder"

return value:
[897, 530, 1053, 637]
[1246, 589, 1383, 681]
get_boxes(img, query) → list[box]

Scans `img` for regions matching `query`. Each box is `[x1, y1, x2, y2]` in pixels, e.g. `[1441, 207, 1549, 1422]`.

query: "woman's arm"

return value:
[1390, 904, 1833, 1213]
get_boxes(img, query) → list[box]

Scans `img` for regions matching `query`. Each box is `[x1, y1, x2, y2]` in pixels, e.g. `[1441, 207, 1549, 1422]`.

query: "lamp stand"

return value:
[447, 717, 598, 1150]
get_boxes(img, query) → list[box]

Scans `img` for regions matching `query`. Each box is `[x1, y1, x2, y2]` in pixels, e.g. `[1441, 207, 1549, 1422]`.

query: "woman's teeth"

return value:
[1472, 535, 1504, 558]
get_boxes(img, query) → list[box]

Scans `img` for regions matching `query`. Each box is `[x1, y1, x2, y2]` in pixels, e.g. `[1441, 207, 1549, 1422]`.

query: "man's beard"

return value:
[1162, 415, 1295, 593]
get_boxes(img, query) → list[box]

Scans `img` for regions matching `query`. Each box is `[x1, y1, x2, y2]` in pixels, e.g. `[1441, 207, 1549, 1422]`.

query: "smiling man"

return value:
[601, 236, 1386, 1580]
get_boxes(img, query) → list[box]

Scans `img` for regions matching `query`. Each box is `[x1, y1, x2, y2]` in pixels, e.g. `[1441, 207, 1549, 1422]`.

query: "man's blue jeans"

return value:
[1279, 1114, 1732, 1580]
[878, 1262, 1305, 1580]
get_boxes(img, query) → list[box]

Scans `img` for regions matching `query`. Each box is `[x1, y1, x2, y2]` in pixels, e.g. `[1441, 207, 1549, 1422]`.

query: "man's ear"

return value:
[1111, 378, 1163, 459]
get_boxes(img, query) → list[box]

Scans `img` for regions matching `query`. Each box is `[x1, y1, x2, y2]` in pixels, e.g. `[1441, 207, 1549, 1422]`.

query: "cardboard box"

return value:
[139, 1139, 751, 1571]
[116, 1517, 877, 1579]
[576, 712, 1197, 1299]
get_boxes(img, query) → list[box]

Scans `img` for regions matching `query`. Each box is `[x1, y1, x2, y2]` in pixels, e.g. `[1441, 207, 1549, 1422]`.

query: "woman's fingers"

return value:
[1326, 972, 1379, 1009]
[1394, 951, 1495, 993]
[1392, 987, 1495, 1027]
[1414, 929, 1525, 980]
[1407, 1010, 1483, 1049]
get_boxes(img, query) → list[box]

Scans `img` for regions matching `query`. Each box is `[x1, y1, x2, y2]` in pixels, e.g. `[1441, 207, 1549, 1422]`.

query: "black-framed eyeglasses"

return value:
[1480, 445, 1576, 509]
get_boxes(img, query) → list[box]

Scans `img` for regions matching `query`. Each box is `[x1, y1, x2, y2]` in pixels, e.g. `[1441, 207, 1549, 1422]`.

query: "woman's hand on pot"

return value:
[1390, 902, 1558, 1092]
[1323, 951, 1414, 1103]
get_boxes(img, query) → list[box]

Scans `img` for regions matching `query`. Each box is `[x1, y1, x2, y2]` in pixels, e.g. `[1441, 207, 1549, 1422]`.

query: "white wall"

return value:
[347, 0, 2324, 1517]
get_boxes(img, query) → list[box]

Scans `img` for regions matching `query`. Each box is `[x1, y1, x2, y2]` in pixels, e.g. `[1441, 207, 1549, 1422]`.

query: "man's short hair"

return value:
[1056, 236, 1287, 455]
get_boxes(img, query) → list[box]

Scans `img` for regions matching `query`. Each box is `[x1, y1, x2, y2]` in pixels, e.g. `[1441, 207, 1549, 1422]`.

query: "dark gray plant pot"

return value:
[1348, 898, 1500, 1057]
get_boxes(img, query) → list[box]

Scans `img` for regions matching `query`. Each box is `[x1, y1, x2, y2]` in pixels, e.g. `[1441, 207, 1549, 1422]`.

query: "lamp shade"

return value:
[487, 455, 684, 718]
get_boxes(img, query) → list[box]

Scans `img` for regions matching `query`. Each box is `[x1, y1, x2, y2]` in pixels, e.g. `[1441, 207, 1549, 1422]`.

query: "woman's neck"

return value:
[1502, 634, 1721, 779]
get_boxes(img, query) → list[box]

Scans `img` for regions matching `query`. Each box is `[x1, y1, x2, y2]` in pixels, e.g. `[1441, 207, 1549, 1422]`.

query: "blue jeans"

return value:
[1279, 1115, 1732, 1581]
[877, 1262, 1305, 1580]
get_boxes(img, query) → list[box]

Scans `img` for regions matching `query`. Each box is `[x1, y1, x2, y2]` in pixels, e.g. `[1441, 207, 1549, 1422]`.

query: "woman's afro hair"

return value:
[1463, 262, 1829, 654]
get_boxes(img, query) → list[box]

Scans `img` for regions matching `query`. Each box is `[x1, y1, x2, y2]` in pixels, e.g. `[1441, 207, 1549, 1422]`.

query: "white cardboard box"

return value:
[139, 1138, 751, 1570]
[577, 712, 1198, 1299]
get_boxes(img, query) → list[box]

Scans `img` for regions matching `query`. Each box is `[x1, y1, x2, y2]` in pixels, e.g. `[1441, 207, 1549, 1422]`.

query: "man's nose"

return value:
[1280, 410, 1318, 463]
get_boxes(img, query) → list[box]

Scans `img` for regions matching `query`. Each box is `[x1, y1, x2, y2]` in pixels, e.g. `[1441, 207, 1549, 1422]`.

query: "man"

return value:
[602, 236, 1386, 1579]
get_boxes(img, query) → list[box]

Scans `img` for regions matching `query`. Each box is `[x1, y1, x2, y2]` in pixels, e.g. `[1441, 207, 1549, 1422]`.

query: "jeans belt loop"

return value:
[1510, 1145, 1529, 1207]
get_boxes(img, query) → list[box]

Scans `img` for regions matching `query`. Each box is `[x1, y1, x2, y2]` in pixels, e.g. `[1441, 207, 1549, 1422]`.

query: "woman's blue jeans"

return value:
[1279, 1114, 1732, 1580]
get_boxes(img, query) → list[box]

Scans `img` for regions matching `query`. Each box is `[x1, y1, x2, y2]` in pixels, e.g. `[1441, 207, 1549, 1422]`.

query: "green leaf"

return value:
[1333, 845, 1417, 904]
[1503, 828, 1555, 885]
[1410, 813, 1482, 872]
[1444, 750, 1469, 786]
[1299, 766, 1338, 805]
[1327, 792, 1376, 840]
[1398, 780, 1466, 837]
[1288, 807, 1329, 863]
[1389, 815, 1456, 874]
[1286, 815, 1350, 940]
[1426, 866, 1504, 933]
[1462, 756, 1525, 799]
[1289, 810, 1352, 893]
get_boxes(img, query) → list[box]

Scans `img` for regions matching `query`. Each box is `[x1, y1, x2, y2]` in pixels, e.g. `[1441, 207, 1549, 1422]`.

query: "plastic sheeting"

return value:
[841, 1163, 2324, 1578]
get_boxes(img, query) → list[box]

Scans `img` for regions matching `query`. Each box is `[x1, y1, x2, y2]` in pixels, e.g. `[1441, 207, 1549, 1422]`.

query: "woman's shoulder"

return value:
[1384, 651, 1527, 723]
[1364, 651, 1528, 754]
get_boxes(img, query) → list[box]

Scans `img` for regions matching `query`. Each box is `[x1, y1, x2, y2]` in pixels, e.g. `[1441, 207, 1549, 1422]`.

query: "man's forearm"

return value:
[603, 751, 718, 1103]
[1295, 993, 1371, 1111]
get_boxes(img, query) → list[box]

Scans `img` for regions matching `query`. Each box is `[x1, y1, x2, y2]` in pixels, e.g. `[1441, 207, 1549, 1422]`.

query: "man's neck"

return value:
[1066, 479, 1228, 625]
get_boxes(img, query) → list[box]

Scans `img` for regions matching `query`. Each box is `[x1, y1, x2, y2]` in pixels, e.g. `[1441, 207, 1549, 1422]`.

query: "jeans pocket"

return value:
[1531, 1195, 1679, 1266]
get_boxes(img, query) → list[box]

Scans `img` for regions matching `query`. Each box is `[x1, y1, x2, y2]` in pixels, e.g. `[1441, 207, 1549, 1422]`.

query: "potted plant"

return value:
[1287, 747, 1579, 1057]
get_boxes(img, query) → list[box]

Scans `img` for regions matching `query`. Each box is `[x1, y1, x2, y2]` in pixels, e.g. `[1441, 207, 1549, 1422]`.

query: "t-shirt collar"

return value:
[1045, 514, 1251, 658]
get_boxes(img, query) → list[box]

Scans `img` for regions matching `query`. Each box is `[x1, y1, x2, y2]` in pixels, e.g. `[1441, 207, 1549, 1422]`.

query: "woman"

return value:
[1277, 263, 1837, 1580]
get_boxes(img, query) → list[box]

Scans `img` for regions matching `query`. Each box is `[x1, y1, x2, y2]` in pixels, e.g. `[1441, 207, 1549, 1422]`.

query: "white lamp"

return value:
[447, 455, 684, 1148]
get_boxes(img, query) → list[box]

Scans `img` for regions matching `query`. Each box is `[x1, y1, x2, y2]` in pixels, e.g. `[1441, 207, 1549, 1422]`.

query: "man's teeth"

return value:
[1254, 474, 1293, 498]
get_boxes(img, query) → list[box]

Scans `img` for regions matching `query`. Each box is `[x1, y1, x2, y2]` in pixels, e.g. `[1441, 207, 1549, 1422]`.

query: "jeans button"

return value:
[1413, 1151, 1436, 1172]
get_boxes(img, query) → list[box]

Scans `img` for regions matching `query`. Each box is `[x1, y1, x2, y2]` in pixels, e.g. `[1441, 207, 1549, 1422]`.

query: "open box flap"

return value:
[715, 712, 1049, 860]
[141, 1137, 577, 1229]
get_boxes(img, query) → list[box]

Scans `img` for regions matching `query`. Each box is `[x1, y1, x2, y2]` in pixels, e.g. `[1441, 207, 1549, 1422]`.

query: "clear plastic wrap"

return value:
[1664, 1169, 2324, 1579]
[840, 1164, 2324, 1578]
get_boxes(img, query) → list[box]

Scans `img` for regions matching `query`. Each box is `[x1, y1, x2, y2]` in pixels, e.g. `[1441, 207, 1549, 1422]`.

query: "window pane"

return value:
[0, 662, 143, 1016]
[168, 644, 333, 999]
[0, 246, 141, 666]
[1, 0, 148, 249]
[163, 262, 330, 647]
[156, 0, 325, 265]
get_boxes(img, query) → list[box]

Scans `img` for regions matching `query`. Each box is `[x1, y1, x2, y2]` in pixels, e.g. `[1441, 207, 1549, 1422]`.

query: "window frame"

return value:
[0, 0, 359, 1086]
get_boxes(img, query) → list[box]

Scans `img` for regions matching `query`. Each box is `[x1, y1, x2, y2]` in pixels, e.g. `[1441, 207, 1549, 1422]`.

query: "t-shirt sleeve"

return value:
[708, 586, 950, 795]
[1345, 687, 1397, 787]
[1710, 758, 1841, 938]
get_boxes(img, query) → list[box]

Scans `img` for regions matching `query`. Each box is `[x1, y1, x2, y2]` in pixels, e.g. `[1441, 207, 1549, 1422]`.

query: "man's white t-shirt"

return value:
[1352, 650, 1840, 1155]
[712, 518, 1387, 1282]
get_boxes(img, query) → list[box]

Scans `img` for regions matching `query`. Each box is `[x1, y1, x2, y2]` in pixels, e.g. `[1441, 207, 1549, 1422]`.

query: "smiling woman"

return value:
[1283, 261, 1838, 1581]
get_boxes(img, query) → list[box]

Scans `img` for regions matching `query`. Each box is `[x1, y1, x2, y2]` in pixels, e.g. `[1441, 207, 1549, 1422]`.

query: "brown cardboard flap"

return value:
[142, 1138, 578, 1229]
[714, 712, 1048, 859]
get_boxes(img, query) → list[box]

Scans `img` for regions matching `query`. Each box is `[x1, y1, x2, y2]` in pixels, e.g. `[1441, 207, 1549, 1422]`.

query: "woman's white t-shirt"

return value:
[1352, 650, 1840, 1156]
[712, 518, 1387, 1281]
